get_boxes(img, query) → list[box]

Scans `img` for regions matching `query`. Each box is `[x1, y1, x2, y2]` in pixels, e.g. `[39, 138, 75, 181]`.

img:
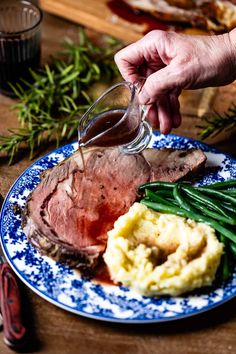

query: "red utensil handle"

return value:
[0, 263, 26, 348]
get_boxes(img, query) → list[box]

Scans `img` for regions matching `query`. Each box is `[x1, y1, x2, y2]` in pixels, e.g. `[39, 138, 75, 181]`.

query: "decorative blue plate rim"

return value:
[0, 132, 236, 324]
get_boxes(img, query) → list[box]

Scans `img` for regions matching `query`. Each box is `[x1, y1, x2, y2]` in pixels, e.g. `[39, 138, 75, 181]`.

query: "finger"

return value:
[114, 31, 166, 82]
[146, 104, 159, 129]
[114, 41, 145, 82]
[169, 92, 182, 128]
[157, 95, 173, 134]
[139, 63, 186, 105]
[146, 93, 181, 130]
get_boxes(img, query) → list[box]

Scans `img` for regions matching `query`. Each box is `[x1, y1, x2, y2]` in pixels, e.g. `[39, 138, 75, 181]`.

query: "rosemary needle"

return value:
[198, 104, 236, 140]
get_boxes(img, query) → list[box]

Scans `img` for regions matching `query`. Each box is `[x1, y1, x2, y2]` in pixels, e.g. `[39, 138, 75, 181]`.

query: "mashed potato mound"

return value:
[103, 203, 224, 296]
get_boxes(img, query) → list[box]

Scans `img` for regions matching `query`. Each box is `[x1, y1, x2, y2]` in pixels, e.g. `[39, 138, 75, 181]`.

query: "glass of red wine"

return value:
[78, 80, 152, 154]
[0, 0, 43, 96]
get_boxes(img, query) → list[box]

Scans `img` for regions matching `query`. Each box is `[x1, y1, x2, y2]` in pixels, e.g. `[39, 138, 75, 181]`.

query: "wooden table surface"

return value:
[0, 12, 236, 354]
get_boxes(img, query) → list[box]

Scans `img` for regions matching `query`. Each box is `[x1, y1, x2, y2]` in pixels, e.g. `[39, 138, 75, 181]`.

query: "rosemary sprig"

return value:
[0, 29, 121, 164]
[198, 104, 236, 140]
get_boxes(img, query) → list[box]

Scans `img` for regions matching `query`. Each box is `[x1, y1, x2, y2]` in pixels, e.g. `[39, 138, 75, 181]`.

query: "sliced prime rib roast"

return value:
[124, 0, 236, 31]
[22, 146, 206, 274]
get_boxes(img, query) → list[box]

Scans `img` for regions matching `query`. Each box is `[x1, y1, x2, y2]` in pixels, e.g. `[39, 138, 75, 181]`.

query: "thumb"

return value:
[139, 65, 185, 105]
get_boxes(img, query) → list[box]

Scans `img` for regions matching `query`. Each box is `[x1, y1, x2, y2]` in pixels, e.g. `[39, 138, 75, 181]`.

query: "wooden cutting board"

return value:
[40, 0, 145, 43]
[40, 0, 207, 43]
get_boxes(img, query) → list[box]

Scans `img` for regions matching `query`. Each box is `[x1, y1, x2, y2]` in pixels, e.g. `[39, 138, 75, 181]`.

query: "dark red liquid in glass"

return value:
[0, 37, 41, 96]
[80, 108, 139, 147]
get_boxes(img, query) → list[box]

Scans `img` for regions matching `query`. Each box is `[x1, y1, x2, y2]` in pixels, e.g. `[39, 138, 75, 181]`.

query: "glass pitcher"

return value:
[78, 81, 152, 154]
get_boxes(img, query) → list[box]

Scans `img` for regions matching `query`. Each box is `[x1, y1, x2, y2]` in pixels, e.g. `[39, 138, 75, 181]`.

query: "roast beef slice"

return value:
[22, 146, 206, 274]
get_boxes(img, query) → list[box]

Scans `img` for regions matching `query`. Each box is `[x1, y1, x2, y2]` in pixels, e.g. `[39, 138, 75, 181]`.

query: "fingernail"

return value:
[160, 122, 171, 135]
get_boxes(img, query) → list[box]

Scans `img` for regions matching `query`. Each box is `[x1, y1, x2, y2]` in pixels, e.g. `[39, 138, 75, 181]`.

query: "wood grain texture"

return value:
[40, 0, 144, 43]
[0, 12, 236, 354]
[39, 0, 208, 43]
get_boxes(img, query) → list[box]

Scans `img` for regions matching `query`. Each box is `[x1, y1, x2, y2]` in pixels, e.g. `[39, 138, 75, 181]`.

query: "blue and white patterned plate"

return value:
[0, 132, 236, 323]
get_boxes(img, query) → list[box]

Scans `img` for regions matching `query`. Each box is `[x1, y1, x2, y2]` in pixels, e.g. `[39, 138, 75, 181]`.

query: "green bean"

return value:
[187, 199, 236, 225]
[197, 187, 236, 207]
[194, 186, 236, 218]
[153, 190, 173, 198]
[145, 189, 174, 207]
[182, 193, 236, 220]
[139, 181, 178, 191]
[140, 199, 236, 244]
[219, 235, 231, 281]
[173, 184, 196, 212]
[141, 199, 188, 217]
[220, 189, 236, 196]
[221, 256, 230, 281]
[218, 201, 236, 213]
[173, 184, 236, 224]
[200, 179, 236, 190]
[182, 185, 229, 217]
[229, 242, 236, 258]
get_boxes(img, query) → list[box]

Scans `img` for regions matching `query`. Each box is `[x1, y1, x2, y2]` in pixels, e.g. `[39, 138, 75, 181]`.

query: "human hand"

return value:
[115, 30, 236, 133]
